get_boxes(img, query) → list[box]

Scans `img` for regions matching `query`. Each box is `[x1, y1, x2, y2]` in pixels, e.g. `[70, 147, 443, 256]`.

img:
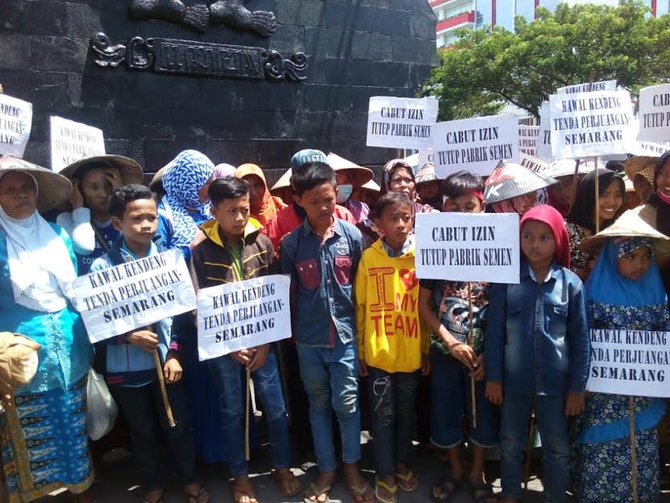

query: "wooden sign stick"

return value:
[467, 282, 477, 429]
[245, 367, 251, 461]
[629, 396, 639, 503]
[153, 351, 176, 428]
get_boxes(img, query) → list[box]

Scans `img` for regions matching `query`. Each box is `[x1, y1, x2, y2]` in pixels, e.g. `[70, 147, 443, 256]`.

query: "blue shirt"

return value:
[280, 218, 363, 348]
[76, 220, 119, 275]
[486, 260, 590, 397]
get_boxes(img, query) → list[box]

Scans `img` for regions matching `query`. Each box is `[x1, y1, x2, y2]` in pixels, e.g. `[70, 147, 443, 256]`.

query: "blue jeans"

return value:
[296, 339, 361, 471]
[367, 366, 419, 478]
[430, 348, 499, 448]
[500, 393, 569, 502]
[208, 350, 290, 476]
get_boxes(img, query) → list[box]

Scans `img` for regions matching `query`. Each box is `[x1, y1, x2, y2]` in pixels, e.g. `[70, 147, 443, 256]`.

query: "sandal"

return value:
[430, 475, 462, 503]
[232, 480, 258, 503]
[185, 486, 211, 503]
[374, 479, 398, 503]
[471, 483, 497, 503]
[349, 481, 374, 503]
[273, 469, 301, 498]
[143, 489, 164, 503]
[303, 482, 331, 503]
[394, 469, 418, 492]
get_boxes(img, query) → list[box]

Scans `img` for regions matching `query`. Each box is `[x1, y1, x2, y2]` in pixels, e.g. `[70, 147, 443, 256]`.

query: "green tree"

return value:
[422, 1, 670, 120]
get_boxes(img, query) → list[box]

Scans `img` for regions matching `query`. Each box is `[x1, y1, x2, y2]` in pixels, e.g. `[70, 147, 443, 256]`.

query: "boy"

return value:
[190, 177, 299, 503]
[485, 204, 589, 503]
[355, 192, 429, 503]
[279, 162, 372, 503]
[90, 184, 208, 503]
[417, 172, 498, 503]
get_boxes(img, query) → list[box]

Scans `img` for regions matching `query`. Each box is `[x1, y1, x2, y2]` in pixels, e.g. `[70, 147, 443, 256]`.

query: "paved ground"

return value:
[43, 435, 670, 503]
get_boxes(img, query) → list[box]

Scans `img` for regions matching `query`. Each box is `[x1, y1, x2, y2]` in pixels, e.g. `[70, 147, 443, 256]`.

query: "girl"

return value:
[575, 226, 669, 502]
[565, 168, 625, 280]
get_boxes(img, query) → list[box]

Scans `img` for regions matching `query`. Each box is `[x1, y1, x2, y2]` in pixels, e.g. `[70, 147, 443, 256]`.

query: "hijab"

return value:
[566, 168, 625, 234]
[0, 171, 76, 312]
[381, 159, 415, 197]
[235, 163, 286, 226]
[161, 150, 214, 243]
[213, 163, 236, 179]
[520, 204, 571, 269]
[586, 238, 666, 307]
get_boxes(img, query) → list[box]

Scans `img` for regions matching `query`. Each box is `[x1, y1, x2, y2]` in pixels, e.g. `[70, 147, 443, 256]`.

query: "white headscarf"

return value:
[0, 171, 77, 312]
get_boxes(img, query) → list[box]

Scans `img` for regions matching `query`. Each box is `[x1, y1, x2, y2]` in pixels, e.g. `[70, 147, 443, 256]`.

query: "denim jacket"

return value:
[280, 218, 363, 348]
[486, 259, 590, 397]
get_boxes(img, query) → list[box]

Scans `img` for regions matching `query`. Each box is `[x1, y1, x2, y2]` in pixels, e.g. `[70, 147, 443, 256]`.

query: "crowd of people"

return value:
[0, 147, 669, 503]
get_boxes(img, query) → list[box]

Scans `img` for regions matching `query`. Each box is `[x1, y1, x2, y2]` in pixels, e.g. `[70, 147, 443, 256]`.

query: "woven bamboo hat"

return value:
[0, 156, 72, 212]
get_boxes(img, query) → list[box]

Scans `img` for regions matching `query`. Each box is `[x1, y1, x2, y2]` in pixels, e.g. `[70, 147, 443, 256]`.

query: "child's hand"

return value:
[163, 354, 183, 384]
[359, 359, 368, 377]
[565, 391, 585, 416]
[471, 354, 486, 381]
[70, 179, 84, 209]
[421, 354, 430, 376]
[231, 349, 254, 366]
[451, 343, 477, 371]
[128, 330, 159, 352]
[247, 345, 269, 372]
[485, 381, 503, 405]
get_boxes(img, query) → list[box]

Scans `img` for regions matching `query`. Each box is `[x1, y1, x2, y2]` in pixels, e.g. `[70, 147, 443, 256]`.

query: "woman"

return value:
[381, 159, 436, 215]
[57, 155, 143, 274]
[575, 218, 670, 502]
[0, 157, 93, 502]
[565, 168, 625, 280]
[234, 163, 286, 226]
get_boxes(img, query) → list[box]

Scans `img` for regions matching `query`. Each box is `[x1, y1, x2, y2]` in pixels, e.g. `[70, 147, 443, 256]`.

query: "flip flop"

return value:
[303, 482, 331, 503]
[430, 475, 462, 503]
[395, 469, 418, 492]
[374, 479, 398, 503]
[273, 469, 301, 498]
[471, 483, 497, 503]
[349, 481, 374, 503]
[185, 486, 211, 503]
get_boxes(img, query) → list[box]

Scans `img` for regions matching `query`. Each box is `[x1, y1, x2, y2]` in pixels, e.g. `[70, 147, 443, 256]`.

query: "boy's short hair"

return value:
[108, 184, 154, 218]
[290, 162, 336, 196]
[442, 171, 484, 200]
[373, 191, 413, 219]
[209, 177, 249, 206]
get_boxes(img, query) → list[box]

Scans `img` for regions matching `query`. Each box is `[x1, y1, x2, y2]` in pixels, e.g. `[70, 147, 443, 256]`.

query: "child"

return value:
[355, 192, 429, 503]
[190, 177, 299, 503]
[417, 172, 498, 503]
[279, 162, 372, 503]
[90, 184, 208, 503]
[485, 204, 590, 503]
[576, 229, 669, 502]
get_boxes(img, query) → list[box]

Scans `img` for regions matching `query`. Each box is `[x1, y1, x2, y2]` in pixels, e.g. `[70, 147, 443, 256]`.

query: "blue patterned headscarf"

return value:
[161, 150, 214, 243]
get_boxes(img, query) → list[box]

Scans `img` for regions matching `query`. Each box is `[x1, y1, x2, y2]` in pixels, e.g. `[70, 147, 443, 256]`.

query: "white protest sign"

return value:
[0, 94, 32, 158]
[549, 90, 635, 159]
[537, 102, 553, 161]
[587, 329, 670, 398]
[197, 275, 292, 361]
[70, 249, 197, 343]
[366, 96, 438, 149]
[556, 79, 617, 94]
[637, 84, 670, 143]
[415, 212, 520, 283]
[518, 125, 539, 157]
[433, 114, 519, 178]
[519, 152, 550, 173]
[627, 140, 670, 157]
[50, 116, 105, 173]
[418, 147, 434, 168]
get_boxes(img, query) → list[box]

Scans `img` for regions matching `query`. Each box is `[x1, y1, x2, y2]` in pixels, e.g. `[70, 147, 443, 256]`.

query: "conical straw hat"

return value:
[484, 160, 557, 204]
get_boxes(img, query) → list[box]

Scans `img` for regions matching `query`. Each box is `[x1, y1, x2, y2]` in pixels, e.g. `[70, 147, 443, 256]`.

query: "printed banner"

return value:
[537, 102, 553, 161]
[587, 329, 670, 398]
[197, 275, 292, 361]
[549, 90, 635, 159]
[518, 125, 539, 157]
[415, 212, 520, 283]
[70, 249, 197, 343]
[433, 114, 519, 178]
[519, 152, 550, 173]
[418, 147, 434, 168]
[637, 83, 670, 143]
[627, 140, 670, 157]
[366, 96, 438, 149]
[50, 116, 105, 173]
[556, 79, 617, 94]
[0, 94, 32, 158]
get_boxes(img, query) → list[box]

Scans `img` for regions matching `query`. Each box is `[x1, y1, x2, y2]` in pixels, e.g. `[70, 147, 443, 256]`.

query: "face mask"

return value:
[336, 184, 353, 204]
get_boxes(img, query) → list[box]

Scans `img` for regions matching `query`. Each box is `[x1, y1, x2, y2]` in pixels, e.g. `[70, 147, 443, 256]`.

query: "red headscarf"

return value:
[520, 204, 571, 269]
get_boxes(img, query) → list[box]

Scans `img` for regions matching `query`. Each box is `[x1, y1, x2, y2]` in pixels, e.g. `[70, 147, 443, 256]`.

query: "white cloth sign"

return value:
[197, 275, 292, 361]
[50, 116, 105, 173]
[587, 329, 670, 398]
[0, 94, 32, 158]
[70, 249, 196, 343]
[518, 125, 539, 157]
[366, 96, 438, 149]
[415, 212, 520, 283]
[549, 90, 635, 159]
[556, 80, 617, 94]
[637, 83, 670, 143]
[433, 114, 519, 178]
[537, 102, 553, 161]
